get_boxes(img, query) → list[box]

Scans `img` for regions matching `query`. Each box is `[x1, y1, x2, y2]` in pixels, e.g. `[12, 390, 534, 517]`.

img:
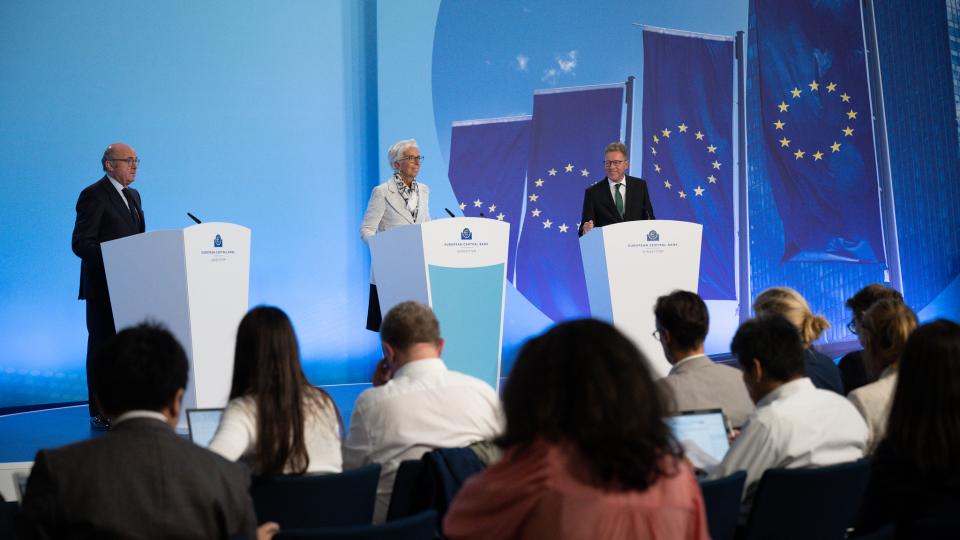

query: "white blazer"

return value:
[360, 178, 431, 244]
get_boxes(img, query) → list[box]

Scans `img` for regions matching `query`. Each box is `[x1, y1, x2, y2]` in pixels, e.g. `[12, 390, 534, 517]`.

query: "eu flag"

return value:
[752, 0, 885, 263]
[641, 28, 736, 300]
[448, 116, 531, 280]
[514, 85, 624, 321]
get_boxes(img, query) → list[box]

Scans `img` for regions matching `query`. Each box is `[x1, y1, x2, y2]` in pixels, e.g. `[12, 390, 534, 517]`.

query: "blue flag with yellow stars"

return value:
[448, 116, 531, 281]
[641, 28, 736, 300]
[514, 85, 624, 322]
[752, 0, 885, 263]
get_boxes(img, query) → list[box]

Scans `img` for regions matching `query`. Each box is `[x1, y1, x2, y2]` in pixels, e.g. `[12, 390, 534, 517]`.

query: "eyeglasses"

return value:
[603, 160, 626, 167]
[652, 329, 662, 340]
[846, 320, 858, 335]
[108, 157, 140, 166]
[398, 156, 425, 164]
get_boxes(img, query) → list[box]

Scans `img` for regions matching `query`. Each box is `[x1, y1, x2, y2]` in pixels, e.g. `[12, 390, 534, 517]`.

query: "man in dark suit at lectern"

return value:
[578, 141, 655, 236]
[71, 142, 145, 430]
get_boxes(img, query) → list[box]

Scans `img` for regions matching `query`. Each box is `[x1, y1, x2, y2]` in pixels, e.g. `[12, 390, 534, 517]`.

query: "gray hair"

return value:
[387, 139, 419, 170]
[604, 141, 629, 159]
[101, 144, 115, 171]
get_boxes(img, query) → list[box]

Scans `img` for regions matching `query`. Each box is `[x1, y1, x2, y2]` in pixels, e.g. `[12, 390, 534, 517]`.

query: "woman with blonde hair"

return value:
[753, 287, 844, 393]
[847, 299, 917, 453]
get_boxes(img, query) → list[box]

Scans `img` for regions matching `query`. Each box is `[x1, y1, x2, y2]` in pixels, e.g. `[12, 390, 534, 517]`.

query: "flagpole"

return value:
[735, 31, 751, 322]
[624, 75, 636, 156]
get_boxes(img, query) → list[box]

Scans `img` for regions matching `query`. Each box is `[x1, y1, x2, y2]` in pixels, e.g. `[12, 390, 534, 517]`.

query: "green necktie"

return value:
[614, 183, 625, 218]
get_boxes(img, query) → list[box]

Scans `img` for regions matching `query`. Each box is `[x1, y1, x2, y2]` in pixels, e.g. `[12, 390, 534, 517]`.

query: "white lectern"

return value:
[369, 218, 508, 389]
[580, 220, 702, 377]
[101, 223, 251, 413]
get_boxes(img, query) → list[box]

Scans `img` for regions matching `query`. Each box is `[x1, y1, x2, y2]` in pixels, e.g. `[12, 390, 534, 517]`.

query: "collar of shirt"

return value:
[607, 176, 626, 202]
[756, 377, 814, 408]
[106, 174, 130, 209]
[113, 409, 170, 427]
[669, 353, 710, 374]
[392, 357, 446, 379]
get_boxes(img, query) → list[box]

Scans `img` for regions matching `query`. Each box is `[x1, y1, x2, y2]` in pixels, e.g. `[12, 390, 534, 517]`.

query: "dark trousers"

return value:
[84, 291, 116, 416]
[366, 284, 382, 332]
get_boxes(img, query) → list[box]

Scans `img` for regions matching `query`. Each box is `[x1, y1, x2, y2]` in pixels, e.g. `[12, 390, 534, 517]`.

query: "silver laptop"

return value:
[667, 408, 731, 472]
[185, 408, 225, 448]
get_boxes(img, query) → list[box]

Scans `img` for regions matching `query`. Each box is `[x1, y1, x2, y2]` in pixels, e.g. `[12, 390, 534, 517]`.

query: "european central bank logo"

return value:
[214, 234, 223, 248]
[647, 230, 660, 241]
[461, 228, 473, 240]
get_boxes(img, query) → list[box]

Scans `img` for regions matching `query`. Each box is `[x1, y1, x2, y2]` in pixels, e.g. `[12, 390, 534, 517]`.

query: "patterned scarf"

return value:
[394, 173, 419, 221]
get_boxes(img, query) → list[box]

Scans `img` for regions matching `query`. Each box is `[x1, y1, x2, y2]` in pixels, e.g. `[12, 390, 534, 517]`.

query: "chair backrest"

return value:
[386, 460, 425, 522]
[275, 510, 437, 540]
[251, 464, 381, 529]
[699, 471, 747, 540]
[743, 459, 871, 540]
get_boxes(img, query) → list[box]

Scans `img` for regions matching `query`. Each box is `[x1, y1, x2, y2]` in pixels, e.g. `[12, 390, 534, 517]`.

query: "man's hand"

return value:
[581, 220, 594, 234]
[372, 357, 393, 387]
[257, 522, 279, 540]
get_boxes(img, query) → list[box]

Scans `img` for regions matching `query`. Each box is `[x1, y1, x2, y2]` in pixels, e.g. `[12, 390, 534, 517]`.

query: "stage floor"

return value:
[0, 383, 370, 463]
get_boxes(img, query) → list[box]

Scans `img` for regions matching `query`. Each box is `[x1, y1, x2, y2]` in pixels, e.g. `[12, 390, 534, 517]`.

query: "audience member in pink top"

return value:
[444, 319, 709, 540]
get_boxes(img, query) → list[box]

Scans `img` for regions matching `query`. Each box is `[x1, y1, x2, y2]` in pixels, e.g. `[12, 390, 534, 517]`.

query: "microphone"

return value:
[444, 208, 456, 218]
[187, 212, 202, 224]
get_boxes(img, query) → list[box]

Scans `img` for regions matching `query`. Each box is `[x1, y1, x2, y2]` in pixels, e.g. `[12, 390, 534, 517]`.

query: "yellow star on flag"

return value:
[473, 199, 482, 207]
[661, 128, 672, 138]
[558, 224, 569, 233]
[695, 131, 705, 140]
[846, 110, 857, 120]
[653, 134, 660, 144]
[548, 169, 557, 176]
[707, 144, 717, 154]
[694, 186, 705, 196]
[790, 87, 802, 98]
[651, 146, 657, 155]
[564, 164, 574, 172]
[773, 119, 785, 130]
[654, 164, 661, 173]
[497, 213, 505, 221]
[542, 219, 552, 229]
[808, 80, 820, 91]
[664, 180, 672, 189]
[778, 101, 789, 113]
[580, 169, 589, 177]
[813, 151, 824, 161]
[679, 191, 687, 199]
[531, 208, 541, 217]
[779, 137, 791, 148]
[459, 202, 466, 210]
[831, 141, 841, 152]
[707, 175, 717, 183]
[794, 149, 805, 159]
[535, 178, 544, 187]
[488, 204, 496, 212]
[529, 194, 539, 202]
[678, 123, 688, 132]
[840, 93, 851, 103]
[712, 160, 721, 170]
[826, 82, 837, 92]
[843, 126, 854, 137]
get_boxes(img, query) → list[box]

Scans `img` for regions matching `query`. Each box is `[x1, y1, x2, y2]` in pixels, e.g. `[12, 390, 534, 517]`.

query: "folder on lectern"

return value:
[368, 218, 509, 389]
[101, 223, 251, 412]
[580, 220, 703, 377]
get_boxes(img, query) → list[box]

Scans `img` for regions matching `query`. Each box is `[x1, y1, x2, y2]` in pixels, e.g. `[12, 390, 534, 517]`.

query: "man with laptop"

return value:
[708, 315, 867, 508]
[655, 290, 754, 428]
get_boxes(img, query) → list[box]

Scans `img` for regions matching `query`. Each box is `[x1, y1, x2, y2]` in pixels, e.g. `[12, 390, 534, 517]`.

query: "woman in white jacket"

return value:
[360, 139, 431, 331]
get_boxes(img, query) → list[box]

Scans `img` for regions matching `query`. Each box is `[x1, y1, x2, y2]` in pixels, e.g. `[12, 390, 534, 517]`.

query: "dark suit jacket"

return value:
[72, 176, 145, 302]
[17, 417, 258, 540]
[804, 348, 845, 395]
[578, 175, 655, 236]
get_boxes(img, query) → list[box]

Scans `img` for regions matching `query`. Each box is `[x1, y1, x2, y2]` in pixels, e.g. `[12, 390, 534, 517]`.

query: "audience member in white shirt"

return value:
[342, 301, 503, 523]
[209, 306, 342, 476]
[710, 315, 867, 511]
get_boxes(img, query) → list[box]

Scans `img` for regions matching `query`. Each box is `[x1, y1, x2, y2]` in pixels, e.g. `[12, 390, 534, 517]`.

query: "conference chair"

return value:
[250, 464, 381, 528]
[698, 470, 746, 540]
[386, 459, 425, 521]
[275, 510, 437, 540]
[742, 459, 871, 540]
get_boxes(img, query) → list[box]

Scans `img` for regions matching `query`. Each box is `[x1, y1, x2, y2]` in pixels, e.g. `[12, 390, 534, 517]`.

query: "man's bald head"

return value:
[102, 143, 139, 187]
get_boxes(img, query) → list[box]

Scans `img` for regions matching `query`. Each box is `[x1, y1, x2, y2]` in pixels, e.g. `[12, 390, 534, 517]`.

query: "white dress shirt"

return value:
[848, 366, 897, 454]
[208, 393, 342, 474]
[710, 377, 867, 506]
[607, 177, 627, 209]
[107, 174, 130, 210]
[342, 358, 503, 523]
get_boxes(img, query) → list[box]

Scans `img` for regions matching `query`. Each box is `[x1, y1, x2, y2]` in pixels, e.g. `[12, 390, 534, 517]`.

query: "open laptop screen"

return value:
[186, 408, 224, 448]
[667, 409, 730, 471]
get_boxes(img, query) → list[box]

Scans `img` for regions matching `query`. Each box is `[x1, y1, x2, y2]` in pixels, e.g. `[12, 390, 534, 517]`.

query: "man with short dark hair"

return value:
[839, 283, 905, 394]
[654, 290, 754, 428]
[343, 302, 503, 523]
[17, 323, 268, 539]
[710, 316, 867, 507]
[578, 141, 655, 236]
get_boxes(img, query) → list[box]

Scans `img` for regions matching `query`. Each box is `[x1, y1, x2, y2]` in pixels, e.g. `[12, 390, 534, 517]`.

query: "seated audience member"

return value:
[847, 299, 917, 453]
[753, 287, 844, 394]
[853, 320, 960, 536]
[839, 284, 905, 394]
[709, 316, 867, 509]
[342, 302, 503, 523]
[444, 319, 709, 540]
[17, 323, 273, 539]
[655, 290, 754, 428]
[209, 306, 342, 475]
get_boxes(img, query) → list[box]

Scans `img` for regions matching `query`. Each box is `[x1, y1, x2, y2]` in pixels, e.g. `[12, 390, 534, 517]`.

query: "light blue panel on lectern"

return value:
[428, 263, 505, 389]
[579, 231, 614, 323]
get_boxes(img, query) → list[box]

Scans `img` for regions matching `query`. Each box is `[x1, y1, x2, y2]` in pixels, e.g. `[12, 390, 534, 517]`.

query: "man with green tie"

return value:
[578, 141, 655, 236]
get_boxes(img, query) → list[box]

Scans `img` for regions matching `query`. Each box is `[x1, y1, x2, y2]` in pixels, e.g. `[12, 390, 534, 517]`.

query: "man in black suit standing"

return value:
[72, 142, 145, 430]
[17, 323, 277, 539]
[578, 141, 654, 236]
